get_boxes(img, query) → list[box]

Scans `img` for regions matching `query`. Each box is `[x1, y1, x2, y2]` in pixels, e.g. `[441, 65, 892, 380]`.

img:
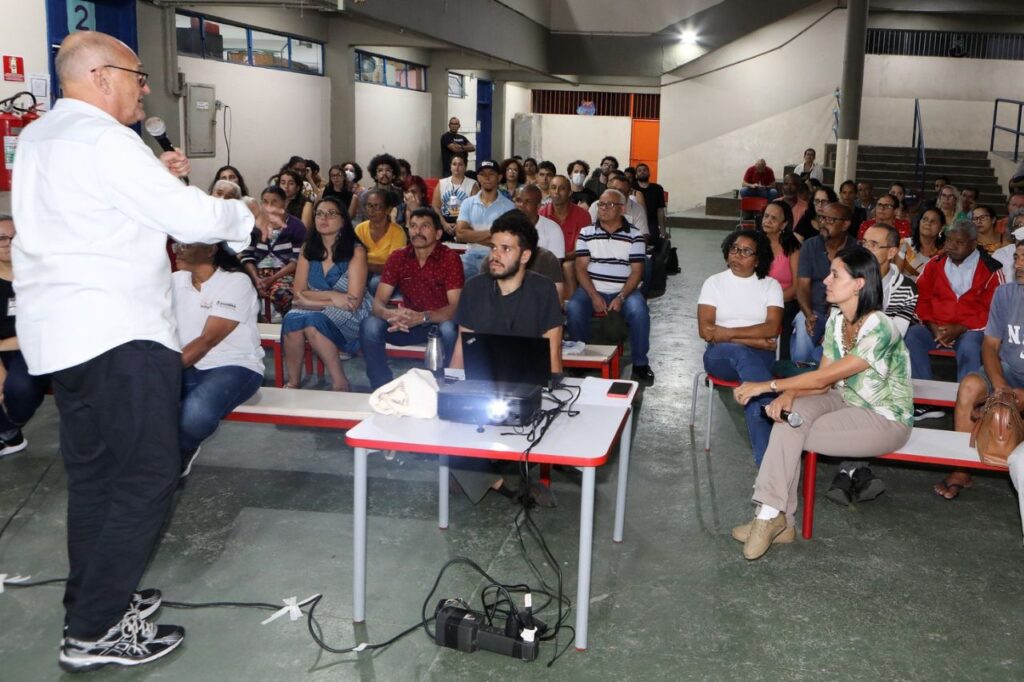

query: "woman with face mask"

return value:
[567, 159, 597, 208]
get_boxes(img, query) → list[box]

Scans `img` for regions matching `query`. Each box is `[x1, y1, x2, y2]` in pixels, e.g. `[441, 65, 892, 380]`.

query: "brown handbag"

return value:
[969, 389, 1024, 468]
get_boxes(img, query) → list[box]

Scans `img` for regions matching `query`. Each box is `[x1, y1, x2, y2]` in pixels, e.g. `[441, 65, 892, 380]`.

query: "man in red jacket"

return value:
[905, 219, 1004, 412]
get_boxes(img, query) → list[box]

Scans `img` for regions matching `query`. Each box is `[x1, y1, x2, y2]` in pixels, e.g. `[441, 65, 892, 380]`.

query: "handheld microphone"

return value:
[145, 117, 189, 185]
[761, 405, 804, 428]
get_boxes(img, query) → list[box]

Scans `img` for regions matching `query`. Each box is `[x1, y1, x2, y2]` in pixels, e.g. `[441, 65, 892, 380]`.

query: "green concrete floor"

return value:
[1, 229, 1023, 681]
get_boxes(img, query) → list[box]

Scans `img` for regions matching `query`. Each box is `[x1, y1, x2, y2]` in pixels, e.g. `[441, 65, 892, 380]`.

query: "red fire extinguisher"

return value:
[1, 92, 40, 192]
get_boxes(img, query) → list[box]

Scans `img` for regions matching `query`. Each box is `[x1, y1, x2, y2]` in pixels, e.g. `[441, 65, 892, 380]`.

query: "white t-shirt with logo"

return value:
[698, 269, 784, 328]
[172, 269, 265, 375]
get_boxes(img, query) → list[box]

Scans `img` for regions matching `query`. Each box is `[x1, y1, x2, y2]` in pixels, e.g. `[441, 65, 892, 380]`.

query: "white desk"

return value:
[344, 376, 638, 651]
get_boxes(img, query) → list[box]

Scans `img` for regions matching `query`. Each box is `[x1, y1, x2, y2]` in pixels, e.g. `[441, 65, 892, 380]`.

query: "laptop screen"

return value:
[461, 332, 551, 387]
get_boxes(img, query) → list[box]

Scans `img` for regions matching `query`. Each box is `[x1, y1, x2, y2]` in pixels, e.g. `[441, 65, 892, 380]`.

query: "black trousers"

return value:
[52, 341, 182, 639]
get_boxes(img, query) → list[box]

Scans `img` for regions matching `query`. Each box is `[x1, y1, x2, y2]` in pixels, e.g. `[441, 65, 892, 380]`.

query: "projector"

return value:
[437, 380, 543, 426]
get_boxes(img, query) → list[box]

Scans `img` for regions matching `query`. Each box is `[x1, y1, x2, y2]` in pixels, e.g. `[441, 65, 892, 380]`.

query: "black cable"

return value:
[222, 104, 232, 166]
[0, 449, 60, 542]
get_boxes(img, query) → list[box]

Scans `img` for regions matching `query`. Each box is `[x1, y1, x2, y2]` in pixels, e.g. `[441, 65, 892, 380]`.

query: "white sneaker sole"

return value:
[58, 634, 184, 672]
[0, 438, 27, 457]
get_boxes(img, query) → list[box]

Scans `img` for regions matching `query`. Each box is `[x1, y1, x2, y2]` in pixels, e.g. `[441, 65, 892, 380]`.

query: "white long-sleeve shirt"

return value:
[11, 98, 255, 374]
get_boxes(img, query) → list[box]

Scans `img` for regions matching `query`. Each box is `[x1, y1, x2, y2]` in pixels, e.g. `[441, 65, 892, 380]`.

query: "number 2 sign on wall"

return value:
[67, 0, 97, 33]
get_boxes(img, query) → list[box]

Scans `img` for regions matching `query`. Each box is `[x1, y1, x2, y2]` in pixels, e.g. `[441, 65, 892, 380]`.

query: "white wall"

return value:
[354, 82, 432, 175]
[989, 152, 1020, 197]
[524, 113, 632, 178]
[447, 70, 478, 167]
[0, 3, 48, 103]
[177, 56, 331, 192]
[502, 83, 532, 160]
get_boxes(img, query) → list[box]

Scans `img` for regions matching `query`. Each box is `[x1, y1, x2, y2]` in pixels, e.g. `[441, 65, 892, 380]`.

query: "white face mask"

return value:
[345, 170, 356, 183]
[571, 172, 586, 186]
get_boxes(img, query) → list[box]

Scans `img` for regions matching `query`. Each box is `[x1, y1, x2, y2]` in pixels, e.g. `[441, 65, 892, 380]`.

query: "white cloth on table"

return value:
[369, 368, 439, 418]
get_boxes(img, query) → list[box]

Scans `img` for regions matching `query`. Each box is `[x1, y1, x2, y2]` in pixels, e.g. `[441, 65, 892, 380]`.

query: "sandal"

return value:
[933, 477, 972, 500]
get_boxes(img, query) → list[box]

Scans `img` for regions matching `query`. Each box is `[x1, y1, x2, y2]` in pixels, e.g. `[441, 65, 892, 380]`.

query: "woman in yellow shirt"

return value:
[354, 188, 407, 294]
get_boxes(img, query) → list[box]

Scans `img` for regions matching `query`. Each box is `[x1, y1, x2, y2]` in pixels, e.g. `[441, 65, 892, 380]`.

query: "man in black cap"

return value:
[455, 159, 516, 281]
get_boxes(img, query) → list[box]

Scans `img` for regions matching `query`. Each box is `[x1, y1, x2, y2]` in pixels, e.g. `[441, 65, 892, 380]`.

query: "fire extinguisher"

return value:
[1, 91, 40, 192]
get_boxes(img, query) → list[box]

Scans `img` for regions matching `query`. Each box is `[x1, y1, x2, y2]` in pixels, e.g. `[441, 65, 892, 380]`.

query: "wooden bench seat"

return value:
[911, 378, 957, 407]
[225, 386, 373, 429]
[801, 427, 1008, 539]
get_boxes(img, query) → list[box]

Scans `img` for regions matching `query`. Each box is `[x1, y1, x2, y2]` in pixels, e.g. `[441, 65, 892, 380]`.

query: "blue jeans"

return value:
[0, 350, 49, 432]
[180, 365, 263, 451]
[790, 310, 827, 364]
[904, 324, 983, 381]
[360, 318, 458, 389]
[565, 288, 650, 367]
[740, 187, 779, 201]
[703, 343, 776, 466]
[461, 249, 488, 282]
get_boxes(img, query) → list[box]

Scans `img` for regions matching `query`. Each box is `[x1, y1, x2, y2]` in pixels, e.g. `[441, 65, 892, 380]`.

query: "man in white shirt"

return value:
[588, 172, 649, 238]
[513, 184, 565, 259]
[12, 31, 277, 673]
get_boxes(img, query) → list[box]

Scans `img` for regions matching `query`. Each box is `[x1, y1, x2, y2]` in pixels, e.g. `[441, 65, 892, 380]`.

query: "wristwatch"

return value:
[769, 380, 778, 391]
[422, 310, 431, 324]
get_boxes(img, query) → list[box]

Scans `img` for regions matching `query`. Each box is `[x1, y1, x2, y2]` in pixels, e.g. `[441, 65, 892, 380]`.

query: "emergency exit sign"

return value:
[3, 56, 25, 82]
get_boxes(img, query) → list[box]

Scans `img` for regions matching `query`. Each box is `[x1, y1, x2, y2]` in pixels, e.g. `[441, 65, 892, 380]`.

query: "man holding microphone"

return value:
[12, 31, 279, 672]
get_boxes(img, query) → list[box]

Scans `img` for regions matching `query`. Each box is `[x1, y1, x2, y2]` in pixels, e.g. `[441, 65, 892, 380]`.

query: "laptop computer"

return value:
[461, 332, 551, 387]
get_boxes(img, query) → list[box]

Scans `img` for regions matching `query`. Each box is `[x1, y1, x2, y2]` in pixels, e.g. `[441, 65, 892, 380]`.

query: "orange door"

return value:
[630, 119, 660, 181]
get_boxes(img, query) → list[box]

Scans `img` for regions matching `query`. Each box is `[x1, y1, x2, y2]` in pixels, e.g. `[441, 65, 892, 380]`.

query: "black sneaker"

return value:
[913, 406, 944, 422]
[59, 610, 184, 672]
[631, 365, 655, 385]
[851, 467, 886, 502]
[824, 471, 855, 506]
[0, 429, 27, 457]
[131, 588, 163, 620]
[180, 446, 201, 478]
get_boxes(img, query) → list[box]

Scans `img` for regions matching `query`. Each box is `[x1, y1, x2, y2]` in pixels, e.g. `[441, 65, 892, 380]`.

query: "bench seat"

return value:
[225, 386, 373, 429]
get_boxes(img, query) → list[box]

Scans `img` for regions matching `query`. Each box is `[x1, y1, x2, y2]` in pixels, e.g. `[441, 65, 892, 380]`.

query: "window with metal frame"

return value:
[354, 50, 428, 92]
[866, 28, 1024, 61]
[448, 72, 466, 98]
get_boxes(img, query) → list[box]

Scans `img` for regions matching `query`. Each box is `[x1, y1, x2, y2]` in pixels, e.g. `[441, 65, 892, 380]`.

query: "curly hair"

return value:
[721, 229, 774, 279]
[368, 153, 400, 180]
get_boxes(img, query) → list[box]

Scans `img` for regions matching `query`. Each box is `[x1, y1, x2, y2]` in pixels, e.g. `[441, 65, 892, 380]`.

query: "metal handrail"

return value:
[990, 98, 1024, 162]
[912, 99, 927, 198]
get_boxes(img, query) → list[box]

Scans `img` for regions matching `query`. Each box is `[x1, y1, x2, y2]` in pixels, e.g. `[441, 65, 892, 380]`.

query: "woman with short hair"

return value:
[732, 246, 913, 559]
[499, 158, 525, 199]
[698, 229, 784, 466]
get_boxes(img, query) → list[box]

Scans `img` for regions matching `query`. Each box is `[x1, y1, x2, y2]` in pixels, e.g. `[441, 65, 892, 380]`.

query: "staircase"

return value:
[672, 144, 1007, 231]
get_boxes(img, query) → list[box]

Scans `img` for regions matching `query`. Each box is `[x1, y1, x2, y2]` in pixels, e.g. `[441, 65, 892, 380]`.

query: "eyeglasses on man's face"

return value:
[90, 64, 149, 87]
[596, 201, 623, 209]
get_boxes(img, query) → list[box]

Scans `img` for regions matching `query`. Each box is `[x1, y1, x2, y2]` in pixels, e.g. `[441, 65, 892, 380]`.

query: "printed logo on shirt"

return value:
[215, 300, 237, 310]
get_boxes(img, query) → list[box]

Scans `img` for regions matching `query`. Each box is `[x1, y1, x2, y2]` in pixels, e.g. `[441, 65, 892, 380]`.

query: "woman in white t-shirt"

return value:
[432, 155, 479, 239]
[697, 229, 784, 465]
[171, 242, 265, 477]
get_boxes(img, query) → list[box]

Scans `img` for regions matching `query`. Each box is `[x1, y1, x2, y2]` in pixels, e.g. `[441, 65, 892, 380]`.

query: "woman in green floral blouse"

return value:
[731, 245, 913, 561]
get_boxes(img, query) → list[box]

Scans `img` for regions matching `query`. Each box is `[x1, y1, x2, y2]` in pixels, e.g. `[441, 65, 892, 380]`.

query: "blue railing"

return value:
[990, 98, 1024, 162]
[911, 99, 927, 198]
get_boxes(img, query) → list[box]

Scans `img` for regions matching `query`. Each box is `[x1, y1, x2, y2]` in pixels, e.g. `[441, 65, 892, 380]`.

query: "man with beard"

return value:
[449, 210, 563, 504]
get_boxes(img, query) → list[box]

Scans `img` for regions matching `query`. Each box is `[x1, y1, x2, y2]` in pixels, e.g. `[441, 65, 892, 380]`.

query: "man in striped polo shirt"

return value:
[566, 189, 655, 384]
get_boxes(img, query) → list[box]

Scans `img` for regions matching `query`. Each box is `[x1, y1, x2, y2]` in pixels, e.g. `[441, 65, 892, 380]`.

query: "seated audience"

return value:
[566, 189, 654, 384]
[306, 159, 325, 197]
[896, 206, 944, 281]
[838, 180, 867, 236]
[0, 215, 49, 456]
[792, 202, 858, 363]
[355, 189, 407, 294]
[974, 205, 1009, 255]
[740, 159, 778, 200]
[941, 240, 1024, 502]
[568, 160, 598, 207]
[396, 175, 428, 229]
[211, 180, 242, 200]
[905, 219, 1003, 394]
[857, 192, 910, 239]
[780, 172, 808, 227]
[793, 148, 823, 182]
[322, 164, 354, 209]
[456, 160, 516, 281]
[449, 211, 564, 505]
[273, 156, 318, 202]
[585, 156, 618, 198]
[541, 175, 593, 299]
[588, 172, 649, 238]
[960, 186, 979, 215]
[499, 158, 525, 200]
[360, 208, 464, 389]
[794, 186, 837, 241]
[523, 157, 539, 186]
[889, 182, 908, 219]
[343, 161, 365, 193]
[281, 197, 372, 391]
[278, 169, 314, 230]
[635, 163, 668, 246]
[995, 192, 1024, 235]
[171, 241, 264, 477]
[433, 155, 479, 239]
[826, 224, 918, 505]
[993, 208, 1024, 282]
[732, 246, 912, 560]
[536, 161, 557, 205]
[760, 201, 801, 360]
[210, 165, 250, 197]
[350, 153, 402, 223]
[698, 230, 783, 465]
[396, 158, 412, 186]
[514, 185, 565, 259]
[239, 186, 307, 317]
[855, 180, 875, 215]
[938, 184, 970, 228]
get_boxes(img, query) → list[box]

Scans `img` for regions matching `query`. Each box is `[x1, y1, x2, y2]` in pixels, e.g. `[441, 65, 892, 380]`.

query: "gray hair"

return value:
[212, 179, 241, 200]
[602, 189, 626, 205]
[0, 213, 12, 223]
[946, 217, 978, 241]
[1010, 207, 1024, 227]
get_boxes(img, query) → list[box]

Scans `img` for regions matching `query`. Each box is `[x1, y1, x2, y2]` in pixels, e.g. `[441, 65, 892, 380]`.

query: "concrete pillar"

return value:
[325, 19, 357, 166]
[833, 0, 869, 191]
[490, 80, 506, 161]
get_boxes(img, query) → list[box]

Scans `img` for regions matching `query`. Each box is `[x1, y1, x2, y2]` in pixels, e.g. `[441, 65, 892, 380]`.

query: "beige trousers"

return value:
[752, 389, 912, 526]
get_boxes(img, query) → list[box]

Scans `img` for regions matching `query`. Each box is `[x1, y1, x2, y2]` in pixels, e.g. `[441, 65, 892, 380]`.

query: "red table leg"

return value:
[801, 451, 818, 539]
[274, 345, 284, 388]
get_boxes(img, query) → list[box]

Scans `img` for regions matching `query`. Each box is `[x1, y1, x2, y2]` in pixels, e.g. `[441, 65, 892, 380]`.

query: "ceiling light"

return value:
[679, 31, 697, 46]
